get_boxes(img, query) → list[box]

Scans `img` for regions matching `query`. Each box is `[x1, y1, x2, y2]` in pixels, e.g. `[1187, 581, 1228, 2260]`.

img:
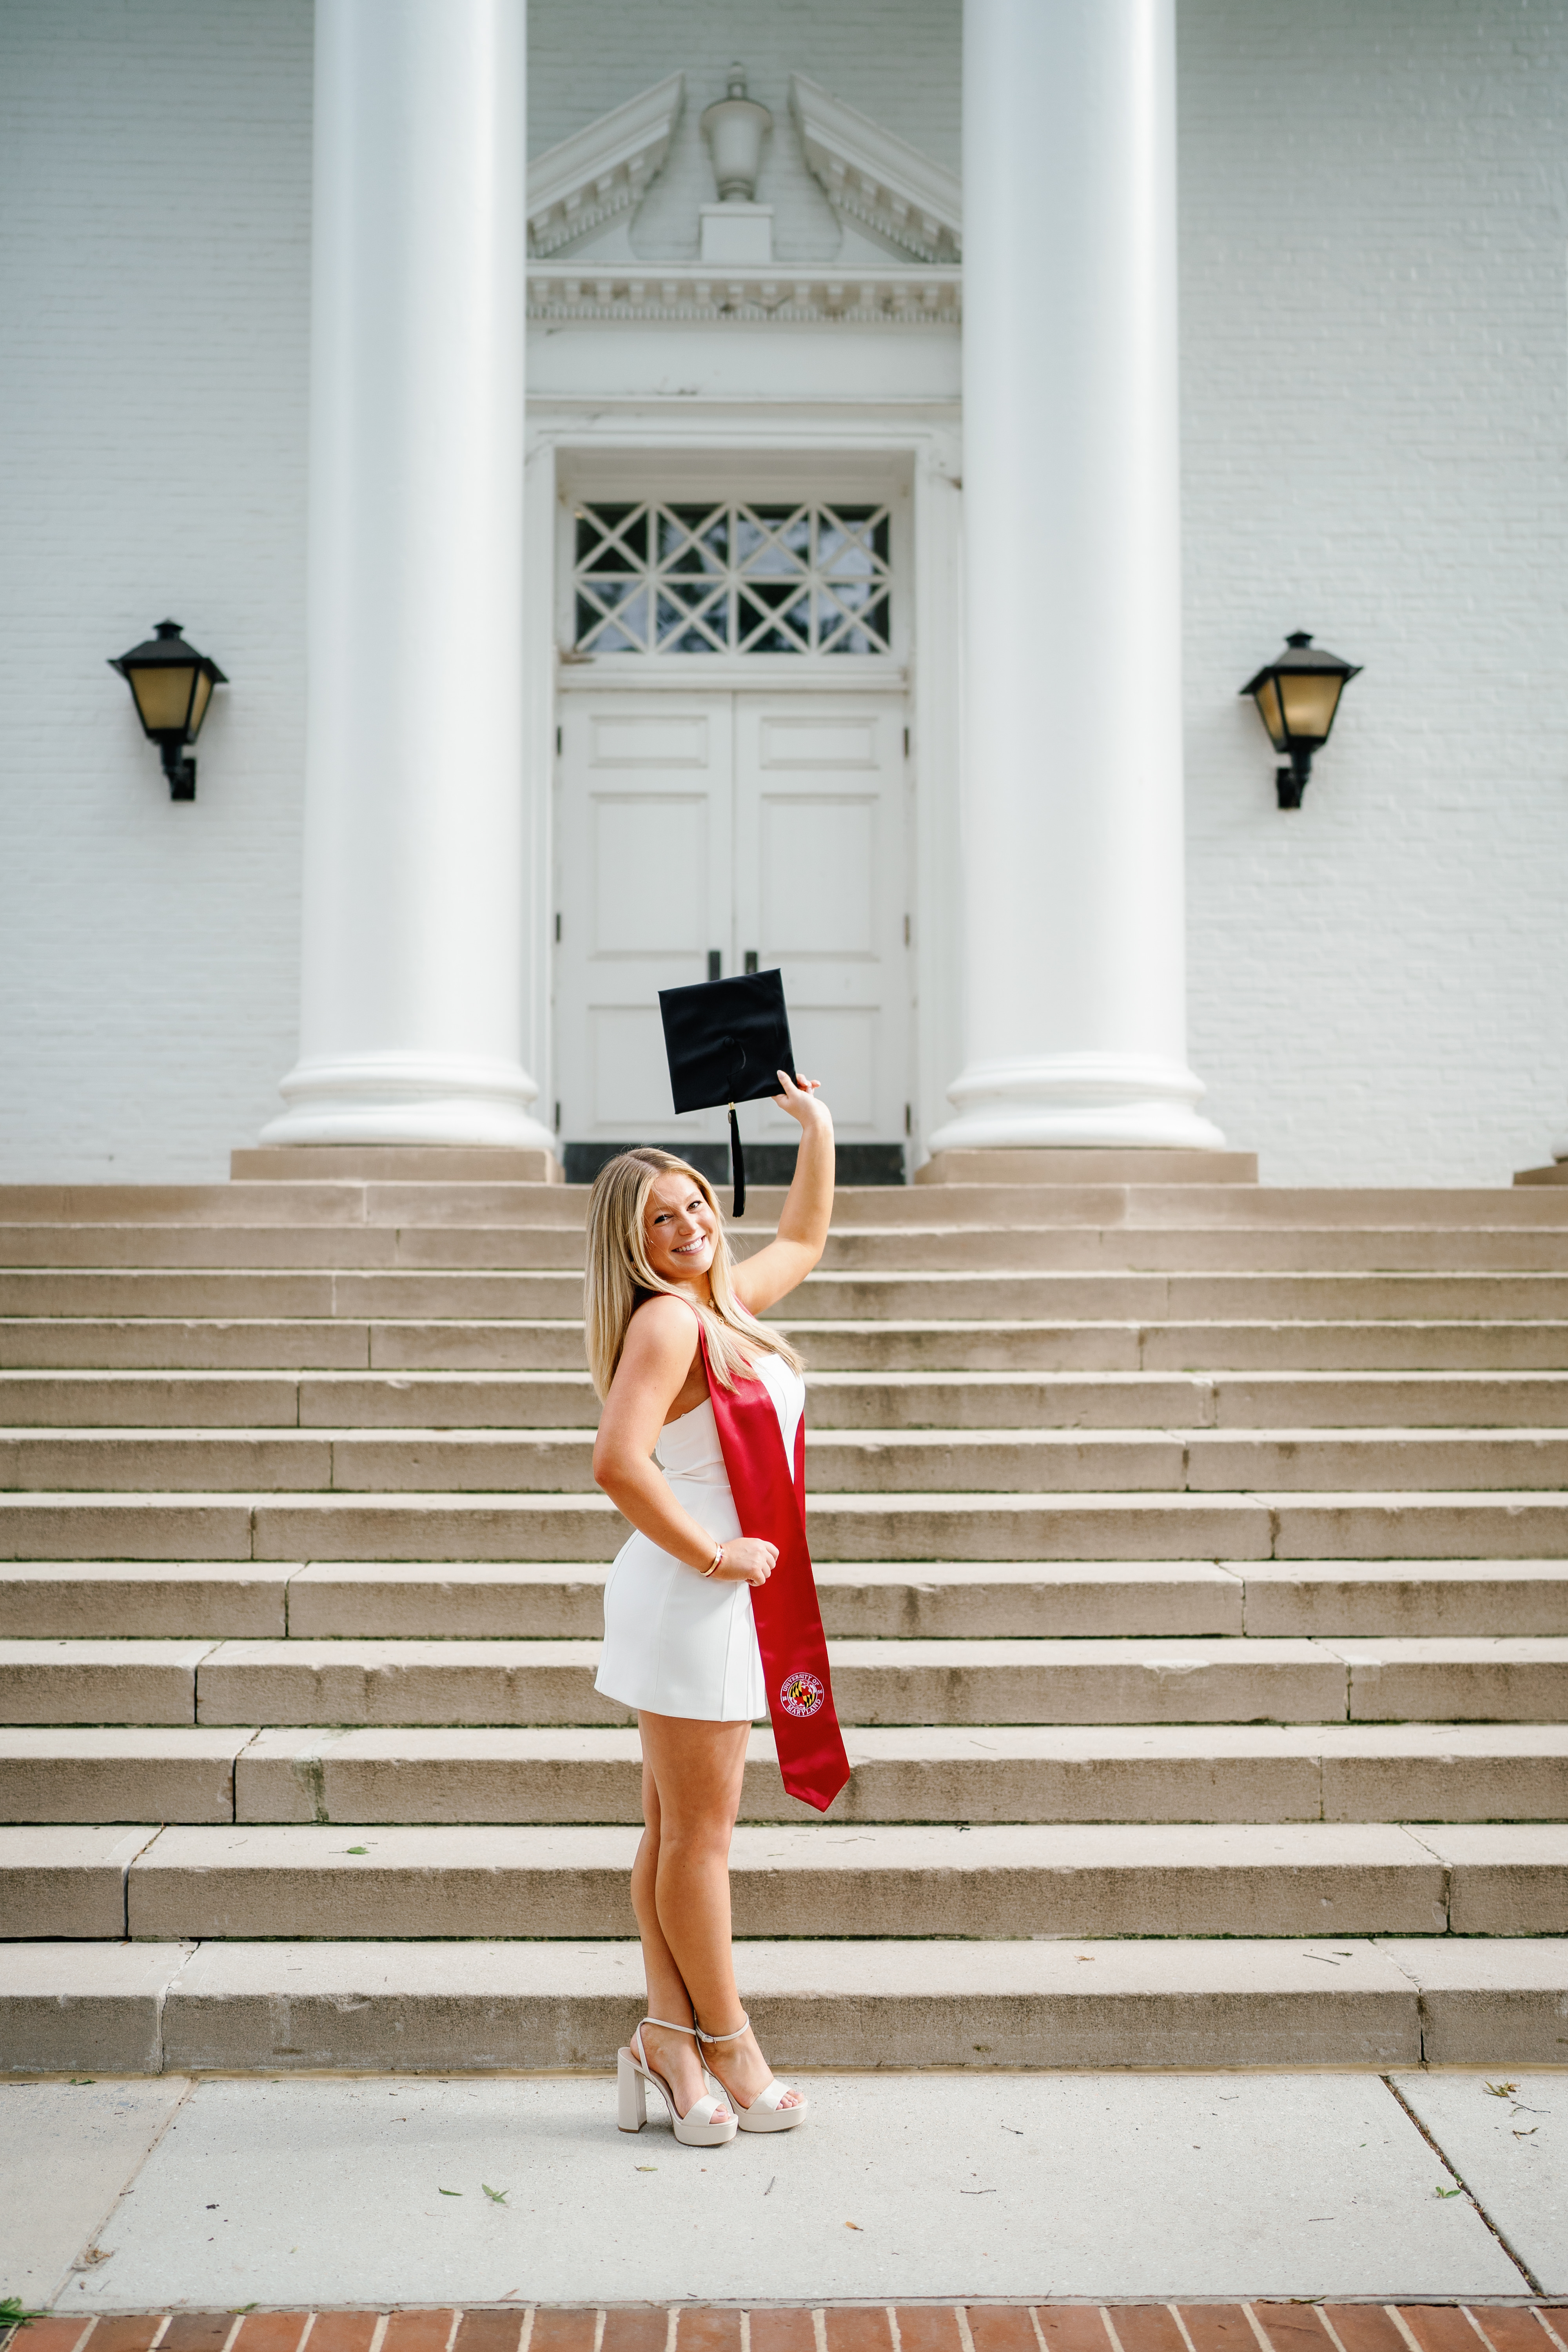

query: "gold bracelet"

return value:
[702, 1540, 724, 1578]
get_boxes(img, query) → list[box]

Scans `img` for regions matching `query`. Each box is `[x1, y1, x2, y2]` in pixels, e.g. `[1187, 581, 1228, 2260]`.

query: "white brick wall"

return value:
[1179, 0, 1568, 1184]
[1, 0, 1563, 1185]
[0, 0, 312, 1182]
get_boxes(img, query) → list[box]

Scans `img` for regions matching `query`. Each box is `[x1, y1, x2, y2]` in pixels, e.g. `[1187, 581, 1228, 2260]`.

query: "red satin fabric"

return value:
[699, 1328, 850, 1813]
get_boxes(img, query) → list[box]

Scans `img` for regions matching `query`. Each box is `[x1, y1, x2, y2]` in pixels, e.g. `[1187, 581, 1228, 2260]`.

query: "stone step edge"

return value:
[11, 1552, 1568, 1587]
[5, 1486, 1568, 1508]
[3, 1935, 1564, 2073]
[7, 1718, 1568, 1828]
[5, 1490, 1568, 1569]
[9, 1421, 1568, 1439]
[6, 1818, 1564, 1945]
[9, 1313, 1568, 1330]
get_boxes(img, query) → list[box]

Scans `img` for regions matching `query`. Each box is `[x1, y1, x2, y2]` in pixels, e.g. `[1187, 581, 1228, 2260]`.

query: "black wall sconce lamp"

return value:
[1241, 630, 1361, 809]
[109, 618, 228, 801]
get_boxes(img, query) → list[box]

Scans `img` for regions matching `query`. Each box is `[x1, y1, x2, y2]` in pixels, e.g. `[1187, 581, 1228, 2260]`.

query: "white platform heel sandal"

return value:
[697, 2012, 809, 2133]
[617, 2016, 738, 2147]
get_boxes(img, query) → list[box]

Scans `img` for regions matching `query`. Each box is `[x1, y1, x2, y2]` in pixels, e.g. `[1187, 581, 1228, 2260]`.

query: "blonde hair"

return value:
[584, 1147, 804, 1401]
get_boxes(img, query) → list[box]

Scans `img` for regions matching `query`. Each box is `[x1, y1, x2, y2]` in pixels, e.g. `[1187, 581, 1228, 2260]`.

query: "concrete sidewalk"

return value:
[2, 2070, 1564, 2311]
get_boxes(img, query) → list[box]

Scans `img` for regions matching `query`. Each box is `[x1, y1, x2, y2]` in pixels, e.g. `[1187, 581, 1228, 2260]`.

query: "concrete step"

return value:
[76, 1264, 1568, 1321]
[797, 1321, 1568, 1372]
[8, 1314, 1568, 1375]
[9, 1367, 1568, 1430]
[784, 1270, 1568, 1323]
[0, 1726, 253, 1821]
[10, 1177, 1568, 1229]
[6, 1721, 1566, 1826]
[0, 1180, 589, 1229]
[5, 1486, 1568, 1561]
[813, 1226, 1568, 1274]
[8, 1555, 1568, 1641]
[6, 1816, 1564, 1940]
[7, 1265, 1568, 1323]
[6, 1632, 1567, 1726]
[13, 1219, 1568, 1274]
[7, 1931, 1566, 2074]
[5, 1421, 1568, 1494]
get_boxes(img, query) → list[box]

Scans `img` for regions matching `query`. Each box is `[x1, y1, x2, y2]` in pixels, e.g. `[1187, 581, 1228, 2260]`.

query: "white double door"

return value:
[555, 690, 911, 1152]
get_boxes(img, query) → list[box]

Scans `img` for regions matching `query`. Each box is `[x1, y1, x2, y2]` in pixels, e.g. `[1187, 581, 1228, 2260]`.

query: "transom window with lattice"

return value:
[572, 500, 893, 656]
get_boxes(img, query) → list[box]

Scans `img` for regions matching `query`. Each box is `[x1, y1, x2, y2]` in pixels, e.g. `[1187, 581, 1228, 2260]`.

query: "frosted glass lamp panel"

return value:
[126, 663, 198, 733]
[592, 795, 709, 956]
[1252, 674, 1287, 752]
[760, 796, 876, 958]
[1278, 669, 1346, 744]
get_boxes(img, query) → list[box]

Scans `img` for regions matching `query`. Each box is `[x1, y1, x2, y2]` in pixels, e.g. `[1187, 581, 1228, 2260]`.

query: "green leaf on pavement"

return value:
[439, 2187, 462, 2196]
[483, 2184, 509, 2205]
[1434, 2185, 1464, 2198]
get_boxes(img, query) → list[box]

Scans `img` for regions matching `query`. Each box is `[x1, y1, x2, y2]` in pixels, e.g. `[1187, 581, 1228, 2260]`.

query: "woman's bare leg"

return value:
[635, 1710, 800, 2114]
[627, 1741, 719, 2117]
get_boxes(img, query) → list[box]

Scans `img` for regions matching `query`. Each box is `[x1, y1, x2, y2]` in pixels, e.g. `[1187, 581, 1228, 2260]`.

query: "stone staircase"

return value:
[2, 1161, 1566, 2077]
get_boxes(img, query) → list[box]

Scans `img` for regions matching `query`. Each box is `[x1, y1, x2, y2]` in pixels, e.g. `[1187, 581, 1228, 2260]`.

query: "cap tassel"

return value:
[728, 1101, 746, 1218]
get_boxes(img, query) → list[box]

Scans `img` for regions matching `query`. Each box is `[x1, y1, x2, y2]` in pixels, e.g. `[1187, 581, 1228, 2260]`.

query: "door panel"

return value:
[557, 693, 732, 1147]
[556, 688, 909, 1156]
[735, 693, 909, 1146]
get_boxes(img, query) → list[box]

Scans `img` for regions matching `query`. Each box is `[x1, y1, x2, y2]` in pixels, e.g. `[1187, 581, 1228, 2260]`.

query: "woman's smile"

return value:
[643, 1174, 718, 1285]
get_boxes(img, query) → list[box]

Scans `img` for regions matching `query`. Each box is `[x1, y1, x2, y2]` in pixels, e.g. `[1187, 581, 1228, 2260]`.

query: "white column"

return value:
[930, 0, 1223, 1154]
[263, 0, 555, 1151]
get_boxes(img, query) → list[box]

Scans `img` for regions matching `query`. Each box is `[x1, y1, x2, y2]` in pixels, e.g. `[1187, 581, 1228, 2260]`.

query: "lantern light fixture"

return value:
[108, 618, 228, 801]
[1240, 630, 1361, 809]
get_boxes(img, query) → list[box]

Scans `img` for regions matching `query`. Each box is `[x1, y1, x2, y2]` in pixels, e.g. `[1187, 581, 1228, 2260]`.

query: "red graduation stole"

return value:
[699, 1328, 850, 1814]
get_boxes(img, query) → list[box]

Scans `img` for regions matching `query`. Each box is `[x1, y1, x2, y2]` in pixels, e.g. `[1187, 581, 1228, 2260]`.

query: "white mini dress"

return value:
[594, 1346, 805, 1724]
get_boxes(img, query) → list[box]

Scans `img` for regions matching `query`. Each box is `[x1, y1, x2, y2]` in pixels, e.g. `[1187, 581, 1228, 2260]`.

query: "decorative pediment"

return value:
[789, 74, 961, 266]
[528, 73, 684, 258]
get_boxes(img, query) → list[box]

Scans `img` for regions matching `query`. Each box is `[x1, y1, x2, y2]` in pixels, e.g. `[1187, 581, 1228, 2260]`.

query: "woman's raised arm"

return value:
[730, 1071, 834, 1318]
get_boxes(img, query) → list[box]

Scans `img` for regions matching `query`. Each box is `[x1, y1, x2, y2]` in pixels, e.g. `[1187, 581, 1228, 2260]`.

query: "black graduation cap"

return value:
[658, 967, 796, 1217]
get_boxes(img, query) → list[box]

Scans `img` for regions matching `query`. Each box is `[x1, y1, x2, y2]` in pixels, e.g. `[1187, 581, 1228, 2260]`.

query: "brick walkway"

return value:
[5, 2310, 1568, 2352]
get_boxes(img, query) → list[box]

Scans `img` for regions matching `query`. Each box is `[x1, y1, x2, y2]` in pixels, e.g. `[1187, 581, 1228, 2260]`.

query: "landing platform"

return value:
[4, 2069, 1562, 2310]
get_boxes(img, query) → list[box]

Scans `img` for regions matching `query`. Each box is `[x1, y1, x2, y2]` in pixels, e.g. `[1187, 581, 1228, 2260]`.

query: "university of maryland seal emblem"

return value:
[779, 1670, 826, 1719]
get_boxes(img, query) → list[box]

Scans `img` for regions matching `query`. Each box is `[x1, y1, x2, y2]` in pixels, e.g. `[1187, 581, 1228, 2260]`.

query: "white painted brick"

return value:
[0, 0, 312, 1184]
[1178, 0, 1568, 1183]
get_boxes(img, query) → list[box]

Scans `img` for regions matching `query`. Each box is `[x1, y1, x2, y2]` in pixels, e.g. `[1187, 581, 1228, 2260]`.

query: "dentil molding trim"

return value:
[789, 74, 961, 265]
[528, 73, 685, 258]
[528, 262, 960, 323]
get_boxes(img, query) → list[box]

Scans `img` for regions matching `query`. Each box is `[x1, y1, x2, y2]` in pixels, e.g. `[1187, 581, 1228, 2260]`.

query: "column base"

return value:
[260, 1052, 559, 1154]
[927, 1053, 1227, 1154]
[1514, 1154, 1568, 1188]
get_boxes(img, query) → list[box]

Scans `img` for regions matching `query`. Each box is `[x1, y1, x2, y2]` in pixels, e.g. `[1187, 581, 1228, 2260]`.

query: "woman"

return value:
[586, 1069, 836, 2148]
